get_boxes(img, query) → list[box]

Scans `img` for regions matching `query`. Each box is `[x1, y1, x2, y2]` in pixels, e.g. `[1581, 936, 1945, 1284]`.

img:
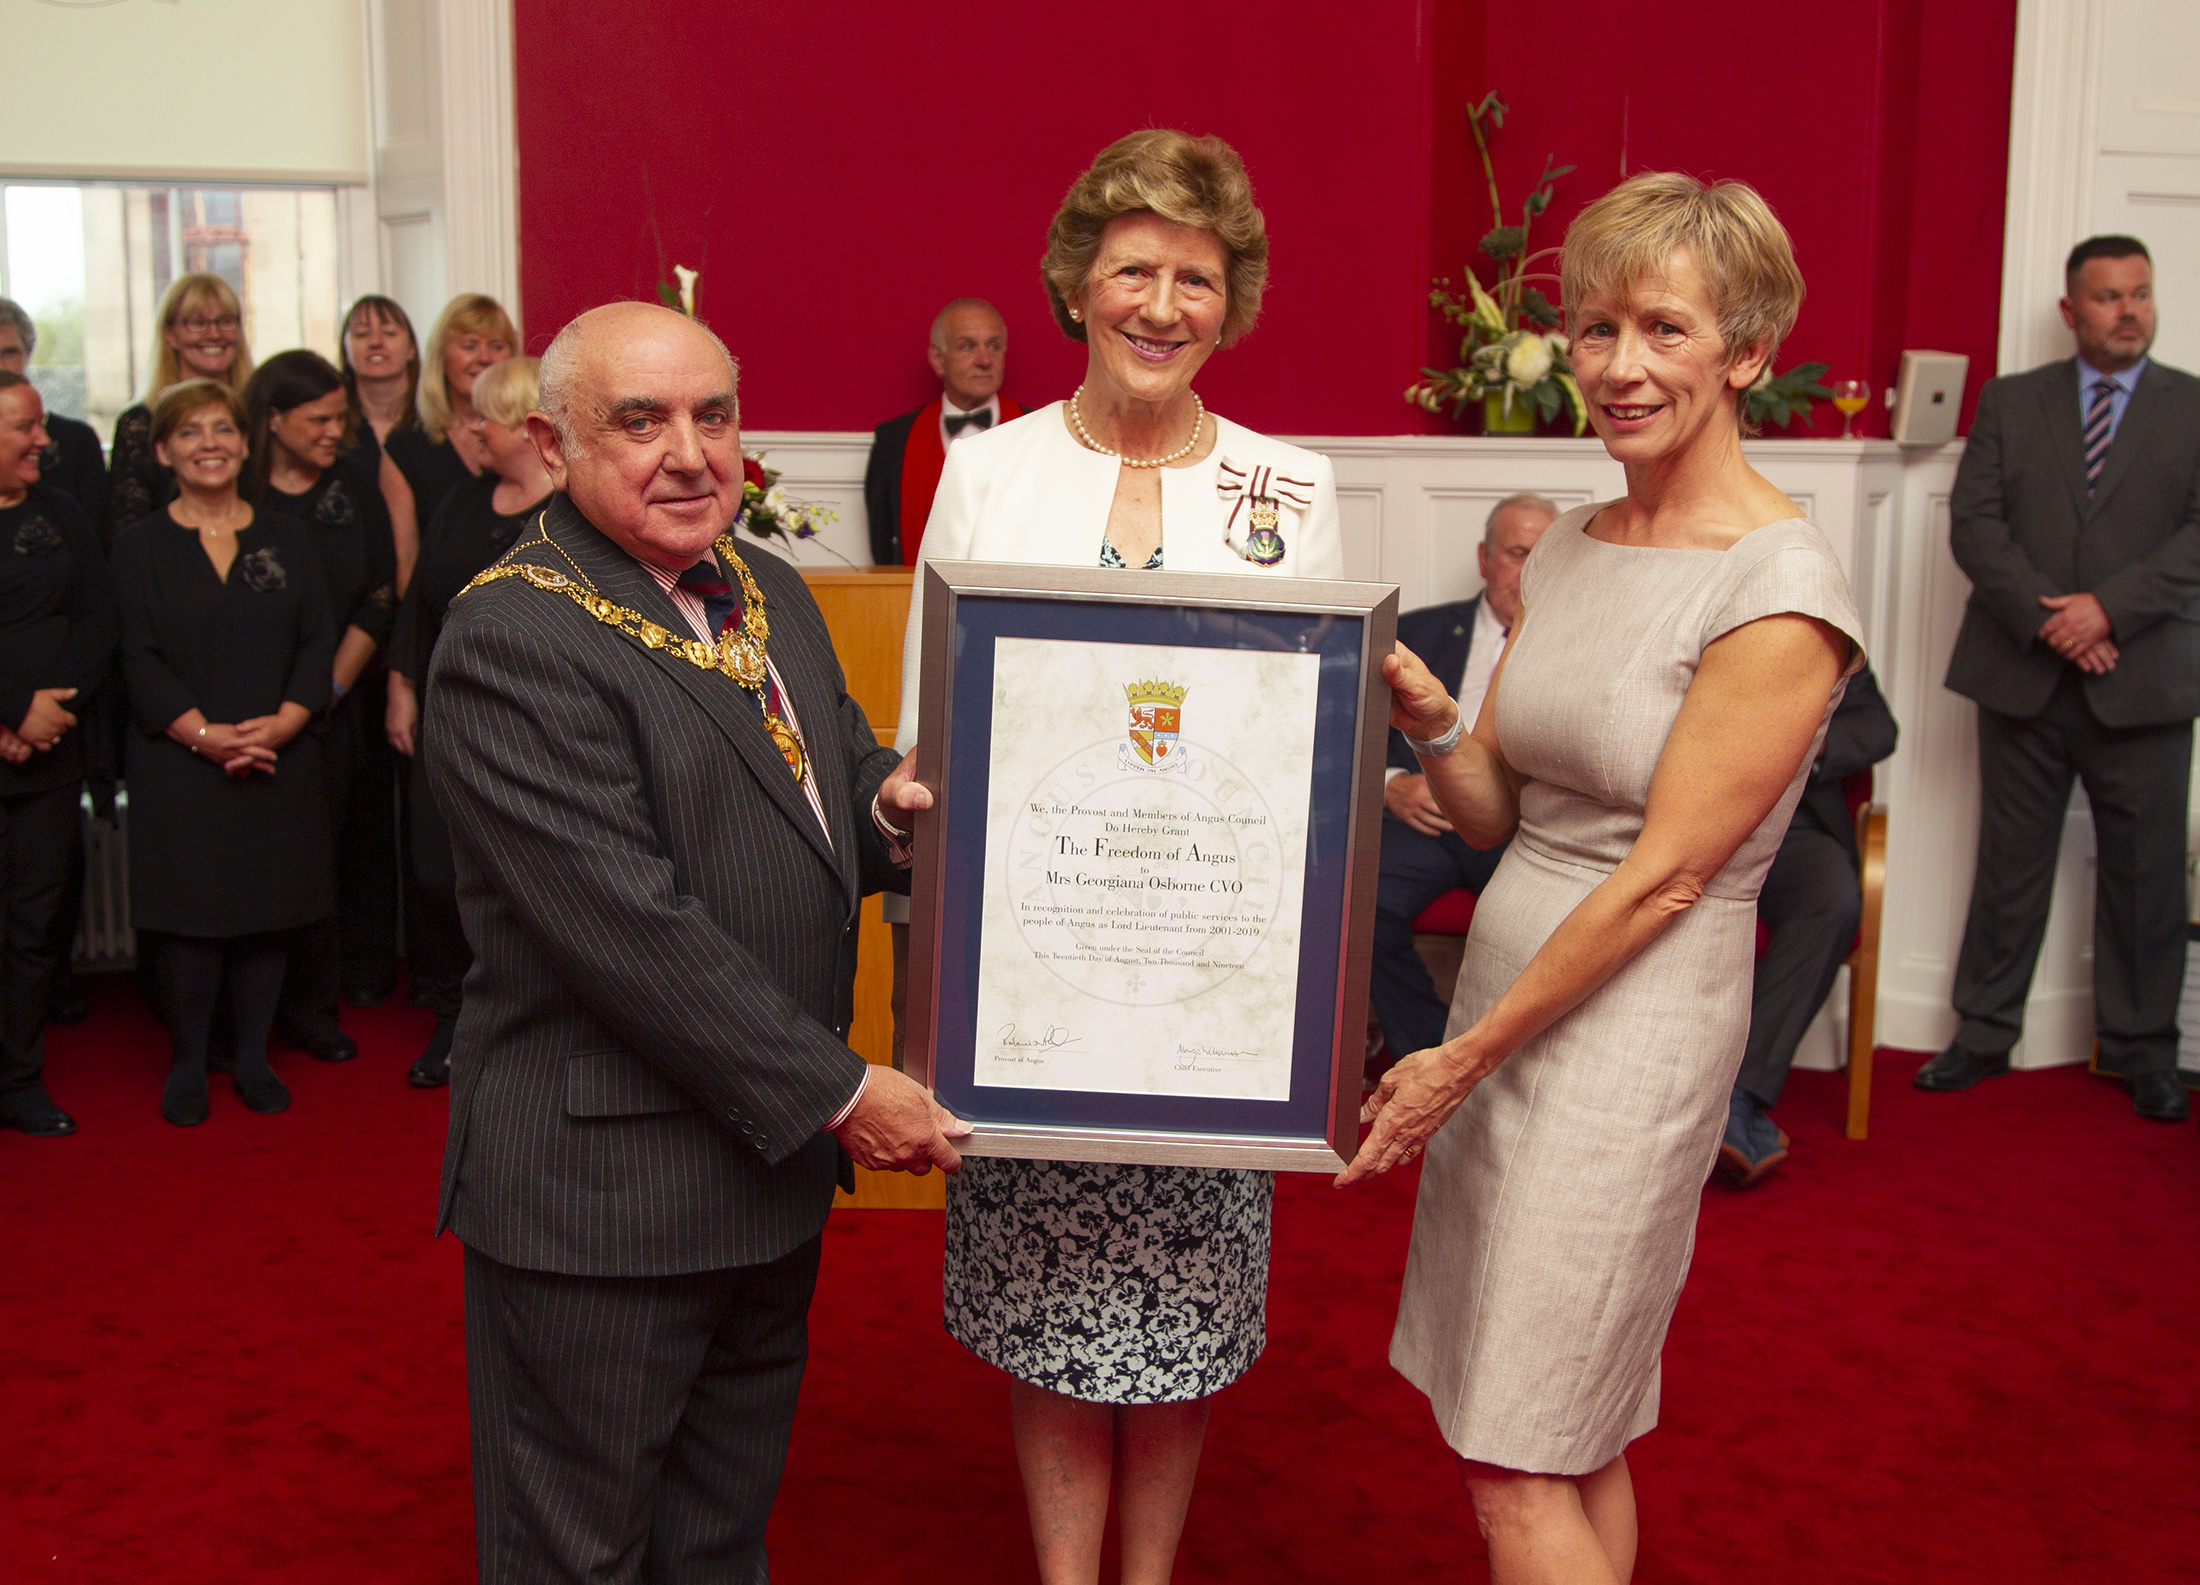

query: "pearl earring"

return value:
[1070, 308, 1081, 321]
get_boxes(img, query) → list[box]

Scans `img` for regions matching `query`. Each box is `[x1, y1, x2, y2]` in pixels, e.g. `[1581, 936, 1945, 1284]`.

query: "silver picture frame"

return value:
[902, 560, 1399, 1173]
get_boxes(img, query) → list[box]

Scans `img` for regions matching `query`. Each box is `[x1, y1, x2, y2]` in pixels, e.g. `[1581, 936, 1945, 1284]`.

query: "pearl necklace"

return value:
[1068, 386, 1206, 468]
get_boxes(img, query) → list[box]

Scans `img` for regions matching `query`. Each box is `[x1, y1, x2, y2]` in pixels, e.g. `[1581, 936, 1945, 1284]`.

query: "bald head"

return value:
[528, 301, 745, 570]
[539, 301, 739, 449]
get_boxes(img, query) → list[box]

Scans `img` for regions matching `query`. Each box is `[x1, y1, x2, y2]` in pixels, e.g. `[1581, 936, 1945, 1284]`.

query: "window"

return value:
[2, 182, 341, 443]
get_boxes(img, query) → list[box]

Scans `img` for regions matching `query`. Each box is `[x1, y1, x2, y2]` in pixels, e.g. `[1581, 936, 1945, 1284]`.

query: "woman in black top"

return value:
[338, 295, 427, 597]
[380, 293, 516, 569]
[106, 274, 255, 530]
[0, 373, 116, 1137]
[243, 352, 397, 1061]
[113, 381, 335, 1127]
[384, 355, 547, 1086]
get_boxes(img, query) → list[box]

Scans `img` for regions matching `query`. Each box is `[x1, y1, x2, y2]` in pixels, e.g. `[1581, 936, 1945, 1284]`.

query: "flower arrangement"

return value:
[736, 452, 840, 548]
[1743, 362, 1834, 431]
[1407, 92, 1586, 436]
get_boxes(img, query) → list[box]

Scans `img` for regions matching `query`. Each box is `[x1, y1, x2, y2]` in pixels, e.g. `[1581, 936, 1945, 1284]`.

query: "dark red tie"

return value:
[675, 559, 794, 727]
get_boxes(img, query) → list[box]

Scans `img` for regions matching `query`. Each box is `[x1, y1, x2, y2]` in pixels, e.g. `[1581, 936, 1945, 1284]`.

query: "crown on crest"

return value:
[1124, 679, 1189, 708]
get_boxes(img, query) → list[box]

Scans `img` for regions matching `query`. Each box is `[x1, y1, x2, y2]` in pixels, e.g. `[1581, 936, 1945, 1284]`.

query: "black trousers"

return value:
[1736, 824, 1861, 1109]
[1369, 810, 1507, 1057]
[338, 671, 401, 991]
[0, 783, 80, 1107]
[1954, 673, 2192, 1077]
[279, 705, 359, 1041]
[464, 1237, 823, 1585]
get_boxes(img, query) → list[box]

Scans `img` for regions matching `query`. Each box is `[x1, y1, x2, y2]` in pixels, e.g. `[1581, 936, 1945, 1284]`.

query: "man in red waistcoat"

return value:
[863, 299, 1025, 566]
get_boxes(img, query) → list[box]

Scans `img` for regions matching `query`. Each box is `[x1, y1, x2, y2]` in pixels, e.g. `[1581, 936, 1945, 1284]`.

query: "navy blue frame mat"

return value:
[931, 594, 1367, 1139]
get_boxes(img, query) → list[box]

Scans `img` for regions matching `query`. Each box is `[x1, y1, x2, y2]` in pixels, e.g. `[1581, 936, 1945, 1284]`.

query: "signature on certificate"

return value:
[997, 1023, 1083, 1050]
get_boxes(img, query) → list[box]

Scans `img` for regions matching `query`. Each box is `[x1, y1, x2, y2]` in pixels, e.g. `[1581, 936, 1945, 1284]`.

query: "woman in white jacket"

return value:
[894, 129, 1342, 1585]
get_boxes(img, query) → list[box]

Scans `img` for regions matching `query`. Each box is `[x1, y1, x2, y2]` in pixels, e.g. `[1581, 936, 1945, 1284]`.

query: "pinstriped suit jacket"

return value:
[424, 494, 904, 1278]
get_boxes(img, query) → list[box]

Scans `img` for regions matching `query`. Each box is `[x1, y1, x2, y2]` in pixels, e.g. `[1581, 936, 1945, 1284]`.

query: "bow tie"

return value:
[943, 408, 993, 436]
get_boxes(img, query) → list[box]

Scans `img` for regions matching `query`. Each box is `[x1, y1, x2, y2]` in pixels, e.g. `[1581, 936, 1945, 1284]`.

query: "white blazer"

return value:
[892, 400, 1345, 751]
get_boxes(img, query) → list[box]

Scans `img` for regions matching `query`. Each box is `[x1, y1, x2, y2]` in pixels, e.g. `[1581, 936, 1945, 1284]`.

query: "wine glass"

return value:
[1831, 379, 1871, 440]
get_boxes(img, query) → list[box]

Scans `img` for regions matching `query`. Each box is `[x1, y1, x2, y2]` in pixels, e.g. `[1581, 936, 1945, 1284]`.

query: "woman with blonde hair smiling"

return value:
[106, 273, 255, 529]
[1345, 172, 1862, 1583]
[896, 128, 1342, 1584]
[381, 292, 516, 559]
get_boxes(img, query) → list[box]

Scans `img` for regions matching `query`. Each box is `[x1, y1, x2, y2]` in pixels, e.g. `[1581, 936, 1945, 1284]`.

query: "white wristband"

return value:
[1403, 713, 1465, 758]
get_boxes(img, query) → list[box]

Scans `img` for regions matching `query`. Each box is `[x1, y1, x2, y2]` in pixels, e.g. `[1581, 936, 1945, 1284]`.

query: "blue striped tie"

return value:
[2083, 382, 2115, 495]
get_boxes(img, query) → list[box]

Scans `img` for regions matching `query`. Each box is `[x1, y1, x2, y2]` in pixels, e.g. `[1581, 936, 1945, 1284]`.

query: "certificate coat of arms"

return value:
[1121, 679, 1189, 772]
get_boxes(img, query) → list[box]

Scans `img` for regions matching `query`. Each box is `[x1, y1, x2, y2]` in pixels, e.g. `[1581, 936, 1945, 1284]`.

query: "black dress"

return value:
[265, 455, 398, 655]
[0, 487, 116, 798]
[384, 424, 474, 547]
[112, 509, 337, 939]
[394, 476, 542, 887]
[0, 486, 118, 1116]
[38, 415, 112, 548]
[106, 405, 173, 533]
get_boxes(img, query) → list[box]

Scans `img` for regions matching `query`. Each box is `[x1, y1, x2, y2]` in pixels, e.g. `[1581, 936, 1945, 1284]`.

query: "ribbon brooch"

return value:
[1216, 457, 1313, 568]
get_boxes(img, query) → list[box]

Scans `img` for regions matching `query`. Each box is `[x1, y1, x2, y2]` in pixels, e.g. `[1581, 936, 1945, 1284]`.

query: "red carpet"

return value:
[6, 978, 2198, 1583]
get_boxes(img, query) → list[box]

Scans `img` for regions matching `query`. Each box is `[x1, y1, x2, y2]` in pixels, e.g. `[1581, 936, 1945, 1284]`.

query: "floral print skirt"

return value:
[942, 1157, 1273, 1404]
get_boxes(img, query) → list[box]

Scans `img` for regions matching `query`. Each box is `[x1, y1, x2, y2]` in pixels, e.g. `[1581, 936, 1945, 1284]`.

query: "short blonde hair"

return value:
[149, 378, 249, 449]
[141, 273, 254, 406]
[418, 292, 519, 442]
[1561, 172, 1804, 373]
[1041, 129, 1268, 347]
[471, 355, 541, 428]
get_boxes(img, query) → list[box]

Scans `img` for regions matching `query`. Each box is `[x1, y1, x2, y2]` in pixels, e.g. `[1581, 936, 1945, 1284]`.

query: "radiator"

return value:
[73, 789, 134, 971]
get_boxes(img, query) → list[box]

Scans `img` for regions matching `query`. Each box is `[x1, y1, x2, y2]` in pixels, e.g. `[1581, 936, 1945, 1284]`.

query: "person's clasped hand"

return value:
[18, 686, 78, 752]
[2037, 592, 2117, 673]
[830, 1065, 970, 1176]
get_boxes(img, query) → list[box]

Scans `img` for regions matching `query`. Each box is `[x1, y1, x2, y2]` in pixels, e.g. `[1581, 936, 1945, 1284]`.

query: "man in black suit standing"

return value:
[1368, 492, 1556, 1066]
[1718, 664, 1898, 1186]
[863, 297, 1023, 567]
[1920, 236, 2200, 1123]
[426, 301, 966, 1583]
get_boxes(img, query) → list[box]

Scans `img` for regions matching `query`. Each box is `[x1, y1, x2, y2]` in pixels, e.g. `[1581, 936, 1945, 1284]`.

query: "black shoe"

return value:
[1913, 1044, 2010, 1091]
[47, 978, 90, 1026]
[405, 982, 436, 1010]
[342, 977, 394, 1010]
[1715, 1089, 1789, 1188]
[2133, 1072, 2190, 1122]
[232, 1054, 291, 1114]
[161, 1066, 211, 1127]
[1, 1094, 77, 1136]
[408, 1017, 454, 1089]
[303, 1031, 358, 1063]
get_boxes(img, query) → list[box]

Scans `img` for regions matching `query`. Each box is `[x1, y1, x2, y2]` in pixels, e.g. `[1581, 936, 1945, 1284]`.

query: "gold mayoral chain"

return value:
[459, 514, 807, 782]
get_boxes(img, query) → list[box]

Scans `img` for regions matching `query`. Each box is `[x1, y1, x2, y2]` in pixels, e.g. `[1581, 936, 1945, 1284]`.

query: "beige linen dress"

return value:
[1389, 503, 1864, 1475]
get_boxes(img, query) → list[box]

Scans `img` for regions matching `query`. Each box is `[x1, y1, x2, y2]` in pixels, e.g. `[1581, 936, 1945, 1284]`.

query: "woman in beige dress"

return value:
[1339, 173, 1864, 1583]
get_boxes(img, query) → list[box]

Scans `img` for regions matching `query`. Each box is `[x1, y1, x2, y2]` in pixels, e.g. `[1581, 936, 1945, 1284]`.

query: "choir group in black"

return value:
[0, 274, 536, 1136]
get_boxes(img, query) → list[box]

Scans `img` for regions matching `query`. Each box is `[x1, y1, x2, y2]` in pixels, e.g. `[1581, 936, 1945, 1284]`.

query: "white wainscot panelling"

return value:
[745, 429, 2101, 1069]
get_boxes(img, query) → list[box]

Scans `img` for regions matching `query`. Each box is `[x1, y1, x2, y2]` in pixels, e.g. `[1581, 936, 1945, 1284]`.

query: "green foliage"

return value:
[1407, 90, 1580, 435]
[1478, 225, 1527, 261]
[1744, 361, 1834, 430]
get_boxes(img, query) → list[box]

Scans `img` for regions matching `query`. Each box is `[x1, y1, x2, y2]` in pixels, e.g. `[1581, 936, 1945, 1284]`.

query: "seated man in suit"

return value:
[1368, 492, 1556, 1069]
[426, 301, 966, 1583]
[863, 297, 1025, 566]
[1718, 664, 1898, 1187]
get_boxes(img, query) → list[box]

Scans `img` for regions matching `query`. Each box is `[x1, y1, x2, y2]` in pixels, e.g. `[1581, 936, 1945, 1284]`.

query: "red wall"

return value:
[1476, 0, 2015, 435]
[514, 1, 2016, 438]
[512, 1, 1438, 436]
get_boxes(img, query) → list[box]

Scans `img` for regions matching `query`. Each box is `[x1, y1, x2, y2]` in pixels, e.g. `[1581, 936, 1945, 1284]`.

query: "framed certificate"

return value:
[903, 560, 1399, 1173]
